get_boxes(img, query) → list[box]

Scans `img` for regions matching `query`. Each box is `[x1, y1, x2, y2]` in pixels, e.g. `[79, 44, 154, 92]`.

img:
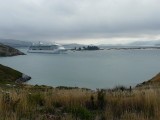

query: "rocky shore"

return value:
[0, 64, 31, 84]
[15, 74, 31, 83]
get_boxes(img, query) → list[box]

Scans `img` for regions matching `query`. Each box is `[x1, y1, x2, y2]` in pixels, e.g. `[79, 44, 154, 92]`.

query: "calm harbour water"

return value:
[1, 48, 160, 89]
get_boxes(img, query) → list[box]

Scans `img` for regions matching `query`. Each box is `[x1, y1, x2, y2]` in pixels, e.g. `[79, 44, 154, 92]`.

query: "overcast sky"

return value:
[0, 0, 160, 44]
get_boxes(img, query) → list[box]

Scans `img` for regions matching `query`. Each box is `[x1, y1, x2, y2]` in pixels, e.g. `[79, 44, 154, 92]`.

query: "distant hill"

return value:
[63, 43, 87, 49]
[63, 43, 104, 50]
[0, 39, 32, 47]
[0, 43, 25, 56]
[99, 40, 160, 47]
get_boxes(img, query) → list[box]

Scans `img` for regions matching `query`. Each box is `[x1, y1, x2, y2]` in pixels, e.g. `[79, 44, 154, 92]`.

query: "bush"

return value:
[27, 93, 45, 106]
[97, 89, 106, 110]
[68, 106, 93, 120]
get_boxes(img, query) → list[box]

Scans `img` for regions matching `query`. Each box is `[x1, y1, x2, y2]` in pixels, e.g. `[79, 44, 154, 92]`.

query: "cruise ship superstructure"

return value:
[27, 42, 66, 54]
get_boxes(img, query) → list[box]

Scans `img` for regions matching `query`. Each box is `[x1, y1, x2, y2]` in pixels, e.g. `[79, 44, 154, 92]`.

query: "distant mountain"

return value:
[0, 39, 32, 47]
[0, 43, 25, 56]
[99, 40, 160, 48]
[98, 44, 124, 49]
[128, 40, 160, 46]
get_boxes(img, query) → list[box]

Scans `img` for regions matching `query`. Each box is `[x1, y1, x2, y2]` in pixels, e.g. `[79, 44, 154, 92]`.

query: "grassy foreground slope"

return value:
[1, 84, 160, 120]
[136, 73, 160, 88]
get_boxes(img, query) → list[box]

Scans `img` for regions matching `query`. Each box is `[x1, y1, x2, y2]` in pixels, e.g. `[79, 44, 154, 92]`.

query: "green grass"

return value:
[0, 43, 25, 57]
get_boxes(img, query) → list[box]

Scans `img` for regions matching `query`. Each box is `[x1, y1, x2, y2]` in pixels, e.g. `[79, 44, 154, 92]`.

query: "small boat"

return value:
[27, 42, 66, 54]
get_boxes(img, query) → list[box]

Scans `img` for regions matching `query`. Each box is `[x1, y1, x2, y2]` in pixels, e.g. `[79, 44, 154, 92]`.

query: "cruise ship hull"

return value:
[27, 49, 66, 54]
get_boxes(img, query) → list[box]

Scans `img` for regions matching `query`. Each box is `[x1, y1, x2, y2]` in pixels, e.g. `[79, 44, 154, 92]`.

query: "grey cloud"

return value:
[0, 0, 160, 43]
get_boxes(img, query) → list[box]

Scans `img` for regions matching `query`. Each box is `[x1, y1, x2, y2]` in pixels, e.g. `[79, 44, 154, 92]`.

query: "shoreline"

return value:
[1, 63, 159, 90]
[1, 64, 160, 119]
[15, 73, 31, 84]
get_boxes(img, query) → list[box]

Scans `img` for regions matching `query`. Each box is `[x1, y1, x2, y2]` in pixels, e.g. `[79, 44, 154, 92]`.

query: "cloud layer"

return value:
[0, 0, 160, 44]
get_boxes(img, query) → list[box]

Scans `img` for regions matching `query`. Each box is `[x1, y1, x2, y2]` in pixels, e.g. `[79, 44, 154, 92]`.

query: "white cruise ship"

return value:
[27, 42, 66, 54]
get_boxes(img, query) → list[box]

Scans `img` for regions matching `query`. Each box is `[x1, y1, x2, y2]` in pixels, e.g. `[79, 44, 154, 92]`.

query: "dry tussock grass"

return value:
[0, 85, 160, 120]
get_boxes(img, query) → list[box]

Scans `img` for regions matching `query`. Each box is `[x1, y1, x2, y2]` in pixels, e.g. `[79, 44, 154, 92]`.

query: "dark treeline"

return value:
[73, 46, 100, 51]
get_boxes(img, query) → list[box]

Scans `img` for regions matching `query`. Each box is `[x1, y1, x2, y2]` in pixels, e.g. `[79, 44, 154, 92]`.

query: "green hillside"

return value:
[0, 64, 22, 83]
[0, 43, 25, 56]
